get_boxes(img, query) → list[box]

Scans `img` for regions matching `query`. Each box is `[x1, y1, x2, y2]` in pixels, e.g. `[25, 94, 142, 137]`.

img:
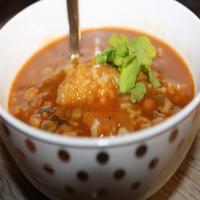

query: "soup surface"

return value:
[9, 28, 194, 137]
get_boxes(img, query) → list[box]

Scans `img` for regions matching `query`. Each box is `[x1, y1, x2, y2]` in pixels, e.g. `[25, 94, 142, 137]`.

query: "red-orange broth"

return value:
[9, 28, 194, 137]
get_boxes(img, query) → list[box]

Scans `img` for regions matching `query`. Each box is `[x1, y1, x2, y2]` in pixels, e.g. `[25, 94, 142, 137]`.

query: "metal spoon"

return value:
[67, 0, 81, 60]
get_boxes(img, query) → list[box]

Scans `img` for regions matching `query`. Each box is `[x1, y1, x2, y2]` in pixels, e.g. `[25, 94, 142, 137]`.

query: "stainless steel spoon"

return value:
[67, 0, 81, 60]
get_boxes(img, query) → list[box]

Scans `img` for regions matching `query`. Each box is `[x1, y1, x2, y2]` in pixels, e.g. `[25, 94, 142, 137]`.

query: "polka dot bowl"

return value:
[1, 0, 200, 199]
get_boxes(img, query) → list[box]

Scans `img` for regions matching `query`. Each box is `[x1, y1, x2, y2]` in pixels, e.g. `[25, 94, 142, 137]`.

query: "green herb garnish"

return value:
[130, 82, 147, 103]
[96, 34, 161, 103]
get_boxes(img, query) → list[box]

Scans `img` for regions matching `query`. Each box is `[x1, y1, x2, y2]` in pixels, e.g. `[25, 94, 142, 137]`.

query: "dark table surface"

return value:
[0, 0, 200, 21]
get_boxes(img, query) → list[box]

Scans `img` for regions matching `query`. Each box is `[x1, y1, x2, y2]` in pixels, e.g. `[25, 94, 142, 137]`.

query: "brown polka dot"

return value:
[98, 188, 108, 197]
[149, 158, 159, 170]
[77, 171, 89, 182]
[113, 169, 125, 180]
[131, 181, 141, 190]
[65, 185, 75, 194]
[2, 124, 10, 136]
[43, 164, 54, 175]
[58, 150, 70, 162]
[169, 129, 178, 143]
[97, 152, 109, 164]
[136, 144, 147, 157]
[25, 139, 36, 152]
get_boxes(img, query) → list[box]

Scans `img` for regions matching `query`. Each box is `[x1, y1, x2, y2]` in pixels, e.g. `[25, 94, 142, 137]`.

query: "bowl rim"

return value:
[0, 0, 200, 148]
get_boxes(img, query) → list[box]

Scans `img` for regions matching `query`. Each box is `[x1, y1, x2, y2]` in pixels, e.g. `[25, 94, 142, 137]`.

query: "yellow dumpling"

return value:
[57, 60, 119, 107]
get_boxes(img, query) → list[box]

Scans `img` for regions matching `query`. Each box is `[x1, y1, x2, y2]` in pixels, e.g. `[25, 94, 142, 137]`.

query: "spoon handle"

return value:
[67, 0, 80, 59]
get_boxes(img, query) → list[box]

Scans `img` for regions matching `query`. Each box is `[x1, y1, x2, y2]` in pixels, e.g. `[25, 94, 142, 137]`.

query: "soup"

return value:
[8, 28, 194, 137]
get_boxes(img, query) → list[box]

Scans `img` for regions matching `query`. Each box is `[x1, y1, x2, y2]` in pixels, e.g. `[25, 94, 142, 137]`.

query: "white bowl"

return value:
[1, 0, 200, 199]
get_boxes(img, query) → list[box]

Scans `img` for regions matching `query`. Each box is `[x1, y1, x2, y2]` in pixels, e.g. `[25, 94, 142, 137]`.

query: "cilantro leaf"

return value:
[113, 43, 128, 66]
[142, 65, 161, 88]
[114, 55, 124, 66]
[128, 36, 156, 66]
[95, 34, 161, 103]
[107, 50, 115, 64]
[96, 48, 114, 64]
[115, 43, 128, 57]
[108, 34, 128, 48]
[130, 82, 147, 103]
[121, 55, 135, 69]
[119, 59, 140, 93]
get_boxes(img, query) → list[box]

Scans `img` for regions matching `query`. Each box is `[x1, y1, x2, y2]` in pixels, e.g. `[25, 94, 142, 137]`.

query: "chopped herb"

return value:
[119, 59, 140, 93]
[128, 36, 156, 66]
[95, 48, 114, 64]
[108, 34, 129, 48]
[130, 82, 147, 103]
[96, 34, 161, 103]
[141, 65, 161, 88]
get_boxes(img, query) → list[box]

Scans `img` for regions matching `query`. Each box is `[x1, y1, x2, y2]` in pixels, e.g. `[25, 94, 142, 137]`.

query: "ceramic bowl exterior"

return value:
[1, 0, 200, 199]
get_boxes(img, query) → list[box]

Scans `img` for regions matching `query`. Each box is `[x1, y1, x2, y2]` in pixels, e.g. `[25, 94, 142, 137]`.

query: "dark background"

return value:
[0, 1, 199, 200]
[0, 0, 200, 22]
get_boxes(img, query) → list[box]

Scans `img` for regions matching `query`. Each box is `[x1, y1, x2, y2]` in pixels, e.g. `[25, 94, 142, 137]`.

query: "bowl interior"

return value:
[0, 0, 200, 115]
